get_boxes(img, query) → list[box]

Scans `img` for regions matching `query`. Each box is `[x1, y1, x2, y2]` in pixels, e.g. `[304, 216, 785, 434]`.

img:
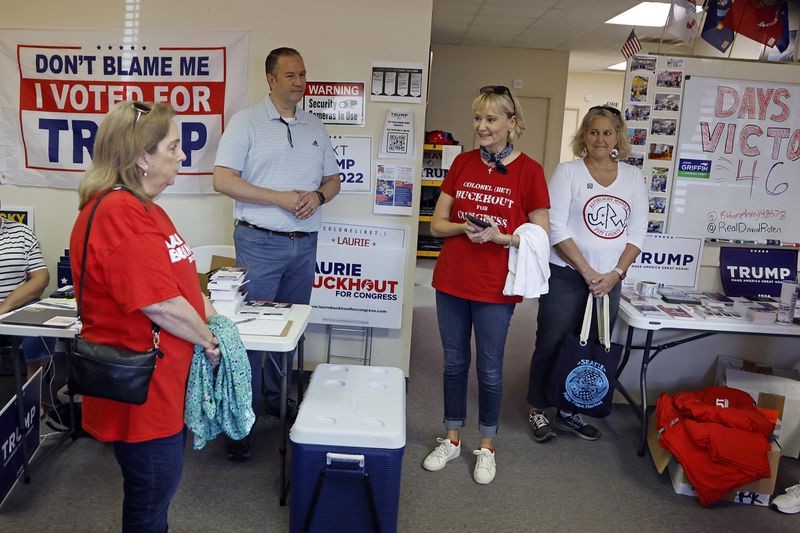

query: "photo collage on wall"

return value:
[623, 55, 684, 234]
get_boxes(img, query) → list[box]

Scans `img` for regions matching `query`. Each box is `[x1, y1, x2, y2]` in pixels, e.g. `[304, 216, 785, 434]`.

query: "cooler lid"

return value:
[290, 364, 406, 449]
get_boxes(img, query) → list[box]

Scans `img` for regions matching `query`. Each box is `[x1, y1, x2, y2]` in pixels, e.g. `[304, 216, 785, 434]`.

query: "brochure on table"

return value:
[626, 234, 703, 289]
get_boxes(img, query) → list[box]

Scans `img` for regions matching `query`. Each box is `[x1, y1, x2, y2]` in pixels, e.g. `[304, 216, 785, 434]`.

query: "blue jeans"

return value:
[234, 222, 318, 416]
[436, 291, 515, 438]
[20, 336, 56, 362]
[113, 428, 187, 533]
[527, 263, 621, 408]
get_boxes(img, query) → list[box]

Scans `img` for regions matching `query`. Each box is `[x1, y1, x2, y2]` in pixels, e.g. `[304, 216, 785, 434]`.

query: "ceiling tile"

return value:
[478, 5, 549, 18]
[473, 15, 537, 28]
[432, 13, 477, 25]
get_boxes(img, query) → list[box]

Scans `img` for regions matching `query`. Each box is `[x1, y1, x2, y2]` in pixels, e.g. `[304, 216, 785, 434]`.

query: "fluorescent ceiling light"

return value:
[607, 61, 627, 71]
[606, 2, 671, 27]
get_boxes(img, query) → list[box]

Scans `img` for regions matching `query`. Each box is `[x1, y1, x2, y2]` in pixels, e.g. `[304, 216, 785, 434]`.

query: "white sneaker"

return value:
[472, 448, 496, 484]
[772, 483, 800, 514]
[422, 438, 461, 471]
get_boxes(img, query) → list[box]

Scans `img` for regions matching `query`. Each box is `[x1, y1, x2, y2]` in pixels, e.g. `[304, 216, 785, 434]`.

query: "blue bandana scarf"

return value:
[480, 143, 513, 174]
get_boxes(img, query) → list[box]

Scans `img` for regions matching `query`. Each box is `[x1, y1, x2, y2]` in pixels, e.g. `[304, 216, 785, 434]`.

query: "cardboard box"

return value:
[648, 393, 783, 506]
[715, 355, 800, 387]
[198, 255, 236, 295]
[725, 369, 800, 458]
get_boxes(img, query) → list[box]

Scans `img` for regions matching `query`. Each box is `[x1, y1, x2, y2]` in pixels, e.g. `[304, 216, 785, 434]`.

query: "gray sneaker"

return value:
[528, 410, 557, 443]
[554, 412, 601, 441]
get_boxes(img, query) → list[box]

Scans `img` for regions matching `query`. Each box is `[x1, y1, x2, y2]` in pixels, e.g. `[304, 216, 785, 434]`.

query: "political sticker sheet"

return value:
[0, 29, 248, 193]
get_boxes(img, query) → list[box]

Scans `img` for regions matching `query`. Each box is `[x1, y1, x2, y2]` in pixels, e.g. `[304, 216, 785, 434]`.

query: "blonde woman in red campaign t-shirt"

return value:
[422, 86, 550, 485]
[69, 101, 221, 532]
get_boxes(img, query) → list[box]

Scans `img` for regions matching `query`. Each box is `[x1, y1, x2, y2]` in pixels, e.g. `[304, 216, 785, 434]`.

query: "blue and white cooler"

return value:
[289, 364, 405, 533]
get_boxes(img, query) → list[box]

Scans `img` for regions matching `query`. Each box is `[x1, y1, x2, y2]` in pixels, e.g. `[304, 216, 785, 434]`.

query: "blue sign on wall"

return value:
[719, 247, 798, 297]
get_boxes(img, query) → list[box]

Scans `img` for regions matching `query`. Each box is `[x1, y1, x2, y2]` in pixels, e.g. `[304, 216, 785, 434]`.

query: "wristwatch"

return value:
[613, 267, 626, 280]
[314, 190, 326, 205]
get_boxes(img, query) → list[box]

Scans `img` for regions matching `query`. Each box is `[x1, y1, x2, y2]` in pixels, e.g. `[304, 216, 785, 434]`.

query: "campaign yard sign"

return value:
[626, 234, 704, 288]
[0, 369, 41, 507]
[311, 219, 408, 329]
[719, 247, 798, 297]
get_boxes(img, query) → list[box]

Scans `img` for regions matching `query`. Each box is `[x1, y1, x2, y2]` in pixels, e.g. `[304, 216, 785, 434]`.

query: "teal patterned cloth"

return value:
[184, 314, 255, 449]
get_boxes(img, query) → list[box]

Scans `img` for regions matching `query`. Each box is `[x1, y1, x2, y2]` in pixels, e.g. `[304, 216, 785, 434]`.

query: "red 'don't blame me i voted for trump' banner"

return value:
[0, 29, 248, 193]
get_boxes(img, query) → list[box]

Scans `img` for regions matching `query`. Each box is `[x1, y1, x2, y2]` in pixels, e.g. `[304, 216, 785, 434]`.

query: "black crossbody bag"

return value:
[68, 185, 164, 405]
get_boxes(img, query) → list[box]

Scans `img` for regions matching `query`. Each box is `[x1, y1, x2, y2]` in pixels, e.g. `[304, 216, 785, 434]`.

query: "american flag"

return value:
[621, 29, 642, 59]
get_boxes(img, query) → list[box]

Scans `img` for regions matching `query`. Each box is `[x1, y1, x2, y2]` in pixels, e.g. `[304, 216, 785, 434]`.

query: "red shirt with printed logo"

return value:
[69, 190, 204, 443]
[433, 150, 550, 303]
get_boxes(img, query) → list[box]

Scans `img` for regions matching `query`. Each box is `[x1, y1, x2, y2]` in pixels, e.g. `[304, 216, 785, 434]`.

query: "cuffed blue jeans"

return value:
[526, 263, 621, 408]
[113, 428, 187, 533]
[436, 291, 515, 438]
[234, 222, 318, 416]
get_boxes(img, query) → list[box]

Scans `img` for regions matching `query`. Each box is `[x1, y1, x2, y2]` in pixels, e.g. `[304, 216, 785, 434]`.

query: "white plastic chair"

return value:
[191, 244, 236, 273]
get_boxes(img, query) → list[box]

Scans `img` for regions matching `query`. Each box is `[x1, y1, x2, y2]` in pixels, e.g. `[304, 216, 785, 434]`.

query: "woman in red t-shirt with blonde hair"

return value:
[421, 86, 550, 485]
[70, 101, 221, 532]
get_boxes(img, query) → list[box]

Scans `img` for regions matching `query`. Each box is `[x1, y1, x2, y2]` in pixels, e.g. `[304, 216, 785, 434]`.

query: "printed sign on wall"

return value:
[304, 81, 365, 126]
[330, 135, 371, 193]
[0, 28, 248, 193]
[0, 206, 34, 229]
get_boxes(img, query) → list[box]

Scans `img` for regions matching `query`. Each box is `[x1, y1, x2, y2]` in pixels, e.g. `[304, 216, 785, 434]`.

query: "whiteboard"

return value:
[668, 75, 800, 242]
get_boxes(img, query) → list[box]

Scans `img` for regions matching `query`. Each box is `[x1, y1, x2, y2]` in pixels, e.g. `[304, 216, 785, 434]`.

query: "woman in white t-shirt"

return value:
[526, 106, 647, 444]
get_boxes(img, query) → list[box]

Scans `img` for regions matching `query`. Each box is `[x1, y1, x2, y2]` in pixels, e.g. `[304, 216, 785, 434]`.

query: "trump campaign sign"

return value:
[0, 29, 248, 193]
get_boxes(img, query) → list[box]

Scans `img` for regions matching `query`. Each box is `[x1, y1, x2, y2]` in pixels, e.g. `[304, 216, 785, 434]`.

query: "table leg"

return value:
[297, 335, 305, 403]
[614, 326, 641, 421]
[280, 349, 289, 506]
[637, 330, 654, 457]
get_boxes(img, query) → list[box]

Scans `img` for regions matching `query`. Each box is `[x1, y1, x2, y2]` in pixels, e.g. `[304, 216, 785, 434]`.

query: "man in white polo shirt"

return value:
[213, 47, 340, 461]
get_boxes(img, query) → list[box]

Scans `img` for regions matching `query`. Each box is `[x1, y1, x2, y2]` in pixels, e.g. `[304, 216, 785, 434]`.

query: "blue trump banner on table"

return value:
[719, 247, 798, 298]
[0, 369, 41, 507]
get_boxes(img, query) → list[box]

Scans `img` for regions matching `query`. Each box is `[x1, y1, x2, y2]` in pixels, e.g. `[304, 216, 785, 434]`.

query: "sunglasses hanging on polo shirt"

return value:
[279, 117, 294, 148]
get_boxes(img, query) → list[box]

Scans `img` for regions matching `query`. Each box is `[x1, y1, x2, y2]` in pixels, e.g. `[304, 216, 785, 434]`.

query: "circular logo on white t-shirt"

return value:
[583, 194, 630, 239]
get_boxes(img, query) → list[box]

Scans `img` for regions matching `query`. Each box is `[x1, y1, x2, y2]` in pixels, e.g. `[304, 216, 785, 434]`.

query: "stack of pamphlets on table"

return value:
[208, 267, 248, 316]
[238, 300, 292, 319]
[683, 304, 745, 321]
[657, 305, 694, 320]
[657, 287, 702, 305]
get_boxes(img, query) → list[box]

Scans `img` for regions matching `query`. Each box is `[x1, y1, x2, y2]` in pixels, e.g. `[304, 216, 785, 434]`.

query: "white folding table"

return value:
[614, 300, 800, 456]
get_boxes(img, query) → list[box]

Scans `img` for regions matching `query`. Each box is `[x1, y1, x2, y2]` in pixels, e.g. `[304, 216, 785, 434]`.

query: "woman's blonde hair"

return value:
[570, 106, 631, 160]
[472, 86, 526, 142]
[78, 101, 175, 208]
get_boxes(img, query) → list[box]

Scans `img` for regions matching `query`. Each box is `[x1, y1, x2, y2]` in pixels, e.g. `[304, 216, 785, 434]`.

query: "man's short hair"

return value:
[265, 47, 302, 77]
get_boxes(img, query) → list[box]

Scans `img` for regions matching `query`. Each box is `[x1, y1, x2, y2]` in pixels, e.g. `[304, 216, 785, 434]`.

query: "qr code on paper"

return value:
[387, 132, 408, 154]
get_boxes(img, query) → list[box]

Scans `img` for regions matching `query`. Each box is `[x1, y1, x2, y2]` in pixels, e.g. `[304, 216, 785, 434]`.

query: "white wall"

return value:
[425, 44, 569, 179]
[2, 0, 434, 374]
[562, 70, 625, 162]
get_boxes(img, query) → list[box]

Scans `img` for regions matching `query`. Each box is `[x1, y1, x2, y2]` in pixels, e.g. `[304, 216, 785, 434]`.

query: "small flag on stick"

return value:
[621, 29, 642, 58]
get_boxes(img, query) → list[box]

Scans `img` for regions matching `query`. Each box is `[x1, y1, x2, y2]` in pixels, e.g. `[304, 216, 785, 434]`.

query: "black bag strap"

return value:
[76, 185, 160, 348]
